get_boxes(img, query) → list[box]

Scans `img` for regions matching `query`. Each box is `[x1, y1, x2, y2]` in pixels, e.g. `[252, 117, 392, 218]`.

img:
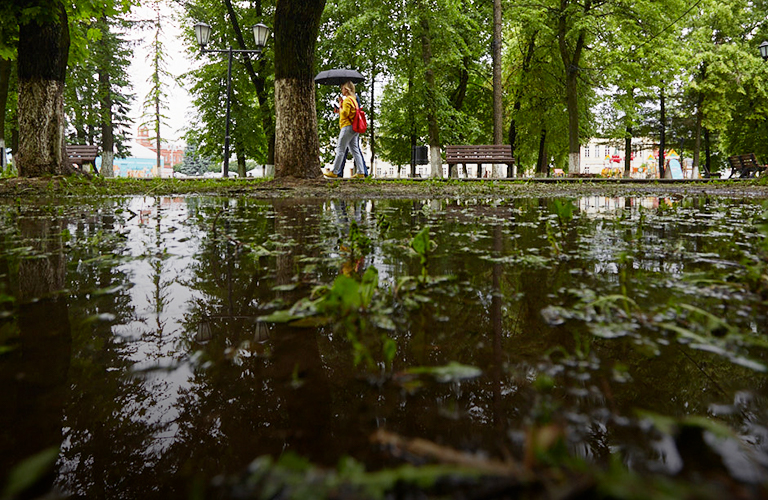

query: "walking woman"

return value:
[324, 81, 366, 179]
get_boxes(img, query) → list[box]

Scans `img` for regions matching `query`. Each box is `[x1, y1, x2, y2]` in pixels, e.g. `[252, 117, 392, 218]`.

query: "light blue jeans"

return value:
[332, 125, 365, 176]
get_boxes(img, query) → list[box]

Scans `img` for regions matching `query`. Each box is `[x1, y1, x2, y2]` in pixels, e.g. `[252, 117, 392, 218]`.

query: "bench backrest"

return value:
[66, 145, 99, 159]
[728, 153, 759, 169]
[446, 145, 514, 163]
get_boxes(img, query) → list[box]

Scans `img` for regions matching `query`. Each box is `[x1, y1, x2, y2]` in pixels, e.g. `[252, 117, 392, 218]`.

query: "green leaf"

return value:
[359, 266, 379, 308]
[1, 447, 59, 499]
[410, 226, 430, 257]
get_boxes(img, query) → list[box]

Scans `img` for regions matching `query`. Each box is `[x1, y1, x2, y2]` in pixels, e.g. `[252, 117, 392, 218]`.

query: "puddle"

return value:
[1, 194, 767, 497]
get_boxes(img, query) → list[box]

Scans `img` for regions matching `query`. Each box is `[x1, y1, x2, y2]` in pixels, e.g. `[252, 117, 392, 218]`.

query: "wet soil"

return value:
[1, 175, 768, 200]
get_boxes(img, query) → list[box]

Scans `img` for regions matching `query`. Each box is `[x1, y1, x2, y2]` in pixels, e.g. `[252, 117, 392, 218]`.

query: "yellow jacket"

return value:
[339, 95, 357, 129]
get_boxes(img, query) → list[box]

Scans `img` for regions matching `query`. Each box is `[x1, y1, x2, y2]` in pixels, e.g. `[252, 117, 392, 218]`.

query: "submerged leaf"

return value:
[404, 361, 482, 382]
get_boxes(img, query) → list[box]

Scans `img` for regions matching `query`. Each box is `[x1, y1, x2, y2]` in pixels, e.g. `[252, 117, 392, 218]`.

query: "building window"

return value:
[585, 146, 590, 158]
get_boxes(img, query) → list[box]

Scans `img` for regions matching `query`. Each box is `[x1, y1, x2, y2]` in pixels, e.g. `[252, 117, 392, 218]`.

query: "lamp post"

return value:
[760, 41, 768, 61]
[194, 22, 270, 177]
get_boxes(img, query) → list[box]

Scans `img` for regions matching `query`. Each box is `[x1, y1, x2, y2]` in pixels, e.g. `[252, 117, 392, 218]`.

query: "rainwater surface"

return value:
[1, 194, 767, 498]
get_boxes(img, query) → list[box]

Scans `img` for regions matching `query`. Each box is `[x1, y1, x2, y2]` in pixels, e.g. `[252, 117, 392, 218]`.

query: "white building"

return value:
[579, 137, 658, 178]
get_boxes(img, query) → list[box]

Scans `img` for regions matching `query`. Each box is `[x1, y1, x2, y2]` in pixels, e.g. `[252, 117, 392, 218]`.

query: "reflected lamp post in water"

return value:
[194, 22, 270, 178]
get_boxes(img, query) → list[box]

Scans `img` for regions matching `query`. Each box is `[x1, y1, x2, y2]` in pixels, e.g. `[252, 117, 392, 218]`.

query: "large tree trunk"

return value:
[536, 129, 547, 176]
[624, 126, 632, 178]
[98, 65, 115, 177]
[658, 87, 666, 178]
[417, 4, 441, 178]
[17, 1, 70, 177]
[274, 0, 326, 179]
[491, 0, 503, 177]
[693, 97, 702, 179]
[369, 56, 377, 173]
[98, 15, 114, 177]
[508, 31, 537, 177]
[0, 57, 11, 172]
[557, 0, 588, 176]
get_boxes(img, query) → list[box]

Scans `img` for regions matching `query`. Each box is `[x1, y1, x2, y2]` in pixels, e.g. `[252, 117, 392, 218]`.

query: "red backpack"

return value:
[352, 99, 367, 134]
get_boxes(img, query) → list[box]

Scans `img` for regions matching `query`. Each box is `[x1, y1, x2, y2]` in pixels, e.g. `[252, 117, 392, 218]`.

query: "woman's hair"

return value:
[341, 81, 356, 98]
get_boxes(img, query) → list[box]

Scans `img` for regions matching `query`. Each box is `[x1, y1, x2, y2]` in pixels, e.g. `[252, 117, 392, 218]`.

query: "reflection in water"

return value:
[0, 195, 766, 497]
[0, 211, 71, 496]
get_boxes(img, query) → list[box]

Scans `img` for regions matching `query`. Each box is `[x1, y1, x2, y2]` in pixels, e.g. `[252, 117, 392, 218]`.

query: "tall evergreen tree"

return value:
[140, 0, 171, 178]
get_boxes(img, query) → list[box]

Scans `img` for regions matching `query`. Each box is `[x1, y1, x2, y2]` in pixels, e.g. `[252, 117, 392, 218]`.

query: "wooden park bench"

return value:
[728, 153, 766, 178]
[66, 144, 99, 174]
[446, 145, 515, 178]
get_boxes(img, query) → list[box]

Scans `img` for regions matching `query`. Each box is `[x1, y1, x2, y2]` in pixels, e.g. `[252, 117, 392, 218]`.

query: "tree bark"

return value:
[417, 4, 441, 178]
[273, 0, 326, 178]
[536, 128, 547, 176]
[508, 31, 537, 171]
[98, 17, 115, 178]
[492, 0, 502, 145]
[624, 126, 632, 177]
[704, 127, 711, 177]
[658, 87, 666, 178]
[17, 1, 70, 177]
[369, 55, 377, 172]
[0, 57, 11, 172]
[557, 0, 588, 175]
[693, 95, 702, 179]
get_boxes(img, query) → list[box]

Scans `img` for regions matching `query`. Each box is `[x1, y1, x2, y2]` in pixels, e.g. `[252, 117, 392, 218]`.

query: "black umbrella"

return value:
[314, 68, 365, 86]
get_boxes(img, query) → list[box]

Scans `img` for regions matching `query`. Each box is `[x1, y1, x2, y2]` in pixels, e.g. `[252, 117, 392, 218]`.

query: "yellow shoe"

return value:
[353, 173, 366, 179]
[323, 171, 339, 178]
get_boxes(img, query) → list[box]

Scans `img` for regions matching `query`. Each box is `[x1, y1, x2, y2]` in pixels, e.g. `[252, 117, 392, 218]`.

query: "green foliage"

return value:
[178, 0, 274, 165]
[64, 13, 135, 156]
[237, 452, 482, 500]
[1, 447, 59, 500]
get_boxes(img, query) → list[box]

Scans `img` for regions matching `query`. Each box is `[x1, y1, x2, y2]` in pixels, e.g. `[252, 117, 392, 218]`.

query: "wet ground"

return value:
[1, 179, 767, 499]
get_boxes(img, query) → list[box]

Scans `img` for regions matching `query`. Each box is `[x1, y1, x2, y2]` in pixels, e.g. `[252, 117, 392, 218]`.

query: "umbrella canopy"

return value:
[314, 68, 364, 86]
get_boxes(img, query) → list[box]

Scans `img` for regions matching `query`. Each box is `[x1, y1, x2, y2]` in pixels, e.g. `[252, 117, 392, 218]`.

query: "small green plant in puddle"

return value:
[410, 226, 433, 284]
[260, 266, 397, 371]
[551, 198, 576, 229]
[545, 199, 577, 256]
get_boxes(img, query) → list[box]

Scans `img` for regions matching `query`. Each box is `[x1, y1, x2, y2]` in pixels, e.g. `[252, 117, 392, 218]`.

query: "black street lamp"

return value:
[760, 40, 768, 61]
[194, 22, 270, 177]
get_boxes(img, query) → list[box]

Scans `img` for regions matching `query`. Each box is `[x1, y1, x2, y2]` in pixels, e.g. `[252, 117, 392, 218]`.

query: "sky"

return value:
[126, 3, 194, 145]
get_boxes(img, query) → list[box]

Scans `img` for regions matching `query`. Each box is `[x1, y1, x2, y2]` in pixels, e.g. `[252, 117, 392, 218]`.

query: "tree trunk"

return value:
[704, 127, 711, 177]
[17, 1, 70, 177]
[408, 73, 417, 178]
[557, 0, 588, 175]
[273, 0, 326, 178]
[98, 18, 115, 178]
[154, 12, 162, 178]
[508, 31, 537, 178]
[236, 140, 246, 177]
[492, 0, 502, 145]
[0, 57, 11, 172]
[658, 87, 666, 178]
[417, 5, 441, 178]
[369, 56, 377, 173]
[536, 129, 547, 176]
[624, 126, 632, 177]
[693, 92, 703, 179]
[492, 0, 503, 177]
[99, 70, 115, 173]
